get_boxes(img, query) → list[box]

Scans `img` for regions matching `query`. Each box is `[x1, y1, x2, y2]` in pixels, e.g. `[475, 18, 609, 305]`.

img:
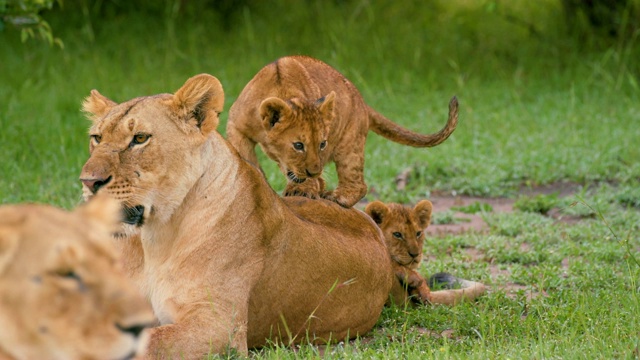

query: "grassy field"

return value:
[1, 0, 639, 358]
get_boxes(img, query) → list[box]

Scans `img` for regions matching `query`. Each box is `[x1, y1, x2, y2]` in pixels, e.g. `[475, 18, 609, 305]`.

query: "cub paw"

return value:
[283, 178, 323, 199]
[321, 190, 357, 208]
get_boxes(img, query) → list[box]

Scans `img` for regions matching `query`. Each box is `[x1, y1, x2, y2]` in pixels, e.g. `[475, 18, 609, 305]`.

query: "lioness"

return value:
[365, 200, 486, 306]
[79, 74, 394, 358]
[226, 55, 458, 208]
[0, 197, 155, 360]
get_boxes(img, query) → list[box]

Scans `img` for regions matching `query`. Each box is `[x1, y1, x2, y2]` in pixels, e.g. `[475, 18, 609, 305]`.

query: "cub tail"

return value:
[368, 96, 458, 147]
[426, 272, 486, 306]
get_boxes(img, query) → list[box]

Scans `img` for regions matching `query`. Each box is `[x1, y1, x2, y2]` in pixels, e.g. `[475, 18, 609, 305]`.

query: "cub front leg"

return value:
[283, 177, 326, 199]
[395, 265, 432, 305]
[321, 143, 367, 208]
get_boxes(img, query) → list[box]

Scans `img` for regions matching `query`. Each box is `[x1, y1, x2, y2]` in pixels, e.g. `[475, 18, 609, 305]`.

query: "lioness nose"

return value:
[80, 176, 112, 194]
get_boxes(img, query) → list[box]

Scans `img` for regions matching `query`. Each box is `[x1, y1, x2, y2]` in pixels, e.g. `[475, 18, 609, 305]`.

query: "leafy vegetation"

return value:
[1, 0, 639, 358]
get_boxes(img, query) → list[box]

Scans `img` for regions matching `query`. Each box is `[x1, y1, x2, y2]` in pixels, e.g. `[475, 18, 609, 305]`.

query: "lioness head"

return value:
[258, 91, 336, 184]
[364, 200, 433, 270]
[0, 197, 155, 360]
[79, 74, 224, 234]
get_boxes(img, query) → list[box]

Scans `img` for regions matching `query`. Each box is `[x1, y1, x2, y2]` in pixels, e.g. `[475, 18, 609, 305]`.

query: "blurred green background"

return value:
[1, 0, 639, 207]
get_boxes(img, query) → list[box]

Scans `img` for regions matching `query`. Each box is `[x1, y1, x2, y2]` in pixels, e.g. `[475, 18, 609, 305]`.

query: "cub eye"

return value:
[319, 140, 327, 150]
[392, 232, 403, 239]
[293, 142, 304, 151]
[131, 133, 150, 145]
[90, 135, 102, 144]
[416, 231, 422, 238]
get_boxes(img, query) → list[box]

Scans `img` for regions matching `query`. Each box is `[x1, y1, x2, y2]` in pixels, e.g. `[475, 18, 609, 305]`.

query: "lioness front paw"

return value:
[283, 178, 322, 199]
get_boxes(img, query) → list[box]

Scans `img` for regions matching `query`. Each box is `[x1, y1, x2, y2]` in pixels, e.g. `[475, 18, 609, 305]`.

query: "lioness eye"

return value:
[392, 232, 402, 239]
[319, 140, 327, 150]
[293, 142, 304, 151]
[55, 269, 82, 282]
[132, 133, 150, 145]
[416, 231, 422, 238]
[91, 134, 102, 144]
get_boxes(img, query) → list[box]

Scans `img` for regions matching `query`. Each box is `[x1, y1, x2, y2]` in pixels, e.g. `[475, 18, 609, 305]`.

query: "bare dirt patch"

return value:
[426, 181, 583, 236]
[422, 182, 582, 299]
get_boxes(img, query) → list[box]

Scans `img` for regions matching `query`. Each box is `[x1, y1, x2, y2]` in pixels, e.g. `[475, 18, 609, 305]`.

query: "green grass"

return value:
[1, 0, 639, 358]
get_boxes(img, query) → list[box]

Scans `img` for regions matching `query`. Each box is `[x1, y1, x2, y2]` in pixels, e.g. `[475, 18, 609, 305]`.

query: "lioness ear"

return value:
[260, 97, 292, 131]
[364, 201, 389, 225]
[76, 195, 121, 237]
[173, 74, 225, 135]
[83, 90, 117, 121]
[317, 91, 336, 126]
[413, 200, 433, 229]
[0, 227, 19, 276]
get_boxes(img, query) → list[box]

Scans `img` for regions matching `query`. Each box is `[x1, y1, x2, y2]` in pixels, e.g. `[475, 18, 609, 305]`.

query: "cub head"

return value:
[79, 74, 224, 235]
[365, 200, 433, 270]
[0, 197, 155, 360]
[258, 91, 335, 184]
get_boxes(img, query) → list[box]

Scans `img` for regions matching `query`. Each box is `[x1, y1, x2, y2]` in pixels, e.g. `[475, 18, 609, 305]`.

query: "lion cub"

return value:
[227, 55, 458, 208]
[365, 200, 486, 306]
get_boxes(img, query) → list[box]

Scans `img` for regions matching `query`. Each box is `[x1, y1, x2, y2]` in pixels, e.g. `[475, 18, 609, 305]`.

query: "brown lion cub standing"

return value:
[365, 200, 486, 306]
[227, 55, 458, 208]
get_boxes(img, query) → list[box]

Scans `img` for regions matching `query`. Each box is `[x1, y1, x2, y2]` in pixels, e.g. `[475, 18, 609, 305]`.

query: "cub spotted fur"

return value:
[79, 74, 394, 358]
[0, 197, 154, 360]
[365, 200, 486, 306]
[227, 55, 458, 208]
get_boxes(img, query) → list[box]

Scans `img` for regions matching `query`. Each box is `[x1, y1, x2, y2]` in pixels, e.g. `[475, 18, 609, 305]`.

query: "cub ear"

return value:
[413, 200, 433, 229]
[364, 200, 389, 225]
[317, 91, 336, 126]
[83, 90, 117, 121]
[75, 195, 121, 238]
[173, 74, 225, 135]
[259, 97, 292, 131]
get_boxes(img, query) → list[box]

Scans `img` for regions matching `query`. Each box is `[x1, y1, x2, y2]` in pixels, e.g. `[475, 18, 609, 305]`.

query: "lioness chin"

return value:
[227, 55, 458, 208]
[79, 74, 394, 358]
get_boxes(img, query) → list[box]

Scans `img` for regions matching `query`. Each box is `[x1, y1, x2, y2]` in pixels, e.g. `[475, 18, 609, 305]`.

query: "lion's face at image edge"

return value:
[0, 197, 155, 359]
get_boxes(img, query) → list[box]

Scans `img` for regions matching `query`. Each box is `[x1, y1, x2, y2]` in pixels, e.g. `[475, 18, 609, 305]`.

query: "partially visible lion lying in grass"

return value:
[365, 200, 486, 306]
[0, 197, 154, 360]
[79, 74, 395, 358]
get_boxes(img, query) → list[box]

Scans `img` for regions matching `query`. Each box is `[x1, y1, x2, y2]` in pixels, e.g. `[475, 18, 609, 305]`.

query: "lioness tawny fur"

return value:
[79, 74, 394, 358]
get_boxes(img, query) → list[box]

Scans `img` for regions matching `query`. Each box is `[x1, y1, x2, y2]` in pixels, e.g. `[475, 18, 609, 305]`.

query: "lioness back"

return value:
[227, 55, 458, 208]
[0, 197, 154, 360]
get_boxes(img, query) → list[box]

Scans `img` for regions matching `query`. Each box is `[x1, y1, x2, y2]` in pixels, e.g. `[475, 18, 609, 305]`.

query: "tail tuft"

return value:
[428, 272, 462, 290]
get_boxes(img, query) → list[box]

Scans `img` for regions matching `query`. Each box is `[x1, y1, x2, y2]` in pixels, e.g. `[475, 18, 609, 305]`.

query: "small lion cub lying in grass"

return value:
[0, 197, 155, 360]
[365, 200, 486, 306]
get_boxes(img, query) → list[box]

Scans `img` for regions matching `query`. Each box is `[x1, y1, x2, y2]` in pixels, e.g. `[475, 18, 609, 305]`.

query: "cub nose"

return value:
[80, 176, 112, 194]
[409, 250, 420, 258]
[305, 169, 321, 178]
